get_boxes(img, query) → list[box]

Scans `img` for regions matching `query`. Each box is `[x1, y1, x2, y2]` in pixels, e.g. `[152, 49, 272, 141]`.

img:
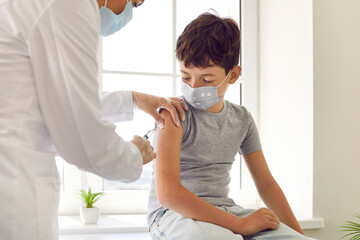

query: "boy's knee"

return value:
[249, 223, 308, 240]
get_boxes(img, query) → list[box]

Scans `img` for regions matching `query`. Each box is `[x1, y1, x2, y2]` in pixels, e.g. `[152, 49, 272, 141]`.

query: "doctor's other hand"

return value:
[132, 91, 187, 129]
[237, 208, 280, 236]
[131, 136, 156, 165]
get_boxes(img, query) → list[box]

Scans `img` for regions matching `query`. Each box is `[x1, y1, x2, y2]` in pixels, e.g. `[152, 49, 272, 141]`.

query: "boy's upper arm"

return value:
[243, 150, 276, 191]
[155, 110, 183, 185]
[239, 111, 262, 155]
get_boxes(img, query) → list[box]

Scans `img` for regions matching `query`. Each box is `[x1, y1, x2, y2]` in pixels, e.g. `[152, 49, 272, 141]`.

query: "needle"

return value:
[143, 127, 157, 140]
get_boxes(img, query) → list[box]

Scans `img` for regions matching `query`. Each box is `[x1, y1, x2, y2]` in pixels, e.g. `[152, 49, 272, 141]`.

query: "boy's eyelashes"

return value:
[203, 79, 214, 84]
[181, 77, 215, 84]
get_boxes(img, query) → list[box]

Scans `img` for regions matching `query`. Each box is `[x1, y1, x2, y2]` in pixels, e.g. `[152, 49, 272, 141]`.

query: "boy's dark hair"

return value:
[176, 12, 240, 74]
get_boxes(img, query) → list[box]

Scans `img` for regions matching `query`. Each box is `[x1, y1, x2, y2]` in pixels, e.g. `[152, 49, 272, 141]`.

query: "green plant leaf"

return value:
[341, 215, 360, 239]
[92, 193, 105, 205]
[77, 188, 104, 208]
[349, 234, 360, 240]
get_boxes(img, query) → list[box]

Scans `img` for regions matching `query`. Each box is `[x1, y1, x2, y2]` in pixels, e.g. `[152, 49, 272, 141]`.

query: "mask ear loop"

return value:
[104, 0, 108, 7]
[218, 70, 232, 98]
[218, 70, 232, 88]
[225, 70, 232, 91]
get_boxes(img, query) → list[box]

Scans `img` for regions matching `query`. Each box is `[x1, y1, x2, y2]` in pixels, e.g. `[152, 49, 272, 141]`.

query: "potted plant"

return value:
[78, 188, 105, 224]
[341, 214, 360, 239]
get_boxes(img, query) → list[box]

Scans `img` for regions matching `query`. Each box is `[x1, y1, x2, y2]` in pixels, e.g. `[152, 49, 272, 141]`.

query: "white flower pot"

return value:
[79, 207, 101, 224]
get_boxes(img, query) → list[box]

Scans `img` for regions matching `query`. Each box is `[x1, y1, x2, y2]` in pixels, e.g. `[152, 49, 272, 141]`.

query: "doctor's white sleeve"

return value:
[101, 91, 134, 123]
[26, 0, 142, 182]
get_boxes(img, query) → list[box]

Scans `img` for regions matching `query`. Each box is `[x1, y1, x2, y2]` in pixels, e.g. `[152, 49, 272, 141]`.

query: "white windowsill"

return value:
[299, 218, 325, 230]
[59, 214, 324, 235]
[59, 214, 149, 235]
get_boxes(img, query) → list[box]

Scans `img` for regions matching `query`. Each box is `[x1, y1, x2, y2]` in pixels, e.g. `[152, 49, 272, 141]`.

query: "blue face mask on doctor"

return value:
[100, 0, 133, 36]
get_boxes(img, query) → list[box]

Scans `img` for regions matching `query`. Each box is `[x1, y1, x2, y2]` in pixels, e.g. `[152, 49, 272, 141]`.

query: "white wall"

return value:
[308, 0, 360, 239]
[259, 0, 360, 239]
[258, 0, 314, 220]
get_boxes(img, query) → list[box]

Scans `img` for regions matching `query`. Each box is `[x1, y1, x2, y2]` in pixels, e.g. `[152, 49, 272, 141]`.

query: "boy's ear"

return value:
[229, 66, 242, 84]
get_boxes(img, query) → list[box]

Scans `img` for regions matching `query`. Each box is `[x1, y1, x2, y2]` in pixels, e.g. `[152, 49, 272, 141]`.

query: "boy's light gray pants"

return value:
[149, 205, 310, 240]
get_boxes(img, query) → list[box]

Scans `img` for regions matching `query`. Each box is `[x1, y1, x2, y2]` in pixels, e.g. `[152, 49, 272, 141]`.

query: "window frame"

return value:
[58, 0, 259, 215]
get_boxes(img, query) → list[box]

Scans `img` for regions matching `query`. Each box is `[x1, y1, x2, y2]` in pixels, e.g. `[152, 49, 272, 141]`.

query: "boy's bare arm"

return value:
[243, 150, 305, 235]
[155, 110, 279, 236]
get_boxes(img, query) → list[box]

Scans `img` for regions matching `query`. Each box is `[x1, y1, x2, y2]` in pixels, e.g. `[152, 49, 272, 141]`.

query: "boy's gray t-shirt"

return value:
[147, 100, 262, 226]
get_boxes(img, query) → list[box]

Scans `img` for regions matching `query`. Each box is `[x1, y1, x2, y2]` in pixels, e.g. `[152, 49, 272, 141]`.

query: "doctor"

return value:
[0, 0, 186, 239]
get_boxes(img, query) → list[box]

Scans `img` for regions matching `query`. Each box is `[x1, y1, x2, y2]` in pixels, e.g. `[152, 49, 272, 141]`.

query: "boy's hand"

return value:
[237, 208, 280, 236]
[131, 136, 156, 165]
[132, 92, 187, 129]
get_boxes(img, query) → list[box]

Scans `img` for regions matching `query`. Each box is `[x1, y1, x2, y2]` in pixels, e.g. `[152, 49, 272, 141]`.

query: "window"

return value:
[58, 0, 259, 215]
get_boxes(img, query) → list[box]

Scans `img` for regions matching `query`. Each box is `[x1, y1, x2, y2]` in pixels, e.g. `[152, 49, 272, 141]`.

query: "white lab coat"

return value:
[0, 0, 143, 239]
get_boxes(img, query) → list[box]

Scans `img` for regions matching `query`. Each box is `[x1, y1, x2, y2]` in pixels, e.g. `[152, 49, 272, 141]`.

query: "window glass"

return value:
[102, 0, 173, 74]
[176, 0, 239, 34]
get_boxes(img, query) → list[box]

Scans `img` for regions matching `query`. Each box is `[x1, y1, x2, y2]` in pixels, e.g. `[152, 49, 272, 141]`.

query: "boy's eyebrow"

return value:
[180, 70, 190, 75]
[200, 73, 216, 76]
[180, 70, 216, 76]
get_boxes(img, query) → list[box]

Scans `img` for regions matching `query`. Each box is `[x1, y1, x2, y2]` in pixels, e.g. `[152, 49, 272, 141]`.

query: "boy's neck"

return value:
[206, 99, 225, 113]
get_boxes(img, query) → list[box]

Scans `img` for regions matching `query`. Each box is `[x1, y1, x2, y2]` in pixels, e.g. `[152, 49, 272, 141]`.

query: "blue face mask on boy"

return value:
[100, 0, 133, 36]
[181, 70, 231, 110]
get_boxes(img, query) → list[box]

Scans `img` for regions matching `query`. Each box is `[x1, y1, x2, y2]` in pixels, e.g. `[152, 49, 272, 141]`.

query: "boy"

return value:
[147, 13, 308, 240]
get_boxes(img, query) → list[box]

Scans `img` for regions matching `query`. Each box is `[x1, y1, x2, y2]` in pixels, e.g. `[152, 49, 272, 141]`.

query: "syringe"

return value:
[143, 127, 157, 140]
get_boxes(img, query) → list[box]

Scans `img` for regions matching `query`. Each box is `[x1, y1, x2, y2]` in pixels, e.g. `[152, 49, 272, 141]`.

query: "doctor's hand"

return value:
[132, 91, 188, 129]
[131, 136, 156, 165]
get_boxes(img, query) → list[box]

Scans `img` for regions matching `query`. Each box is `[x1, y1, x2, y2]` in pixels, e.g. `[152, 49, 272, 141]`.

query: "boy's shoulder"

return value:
[225, 100, 248, 112]
[225, 100, 253, 119]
